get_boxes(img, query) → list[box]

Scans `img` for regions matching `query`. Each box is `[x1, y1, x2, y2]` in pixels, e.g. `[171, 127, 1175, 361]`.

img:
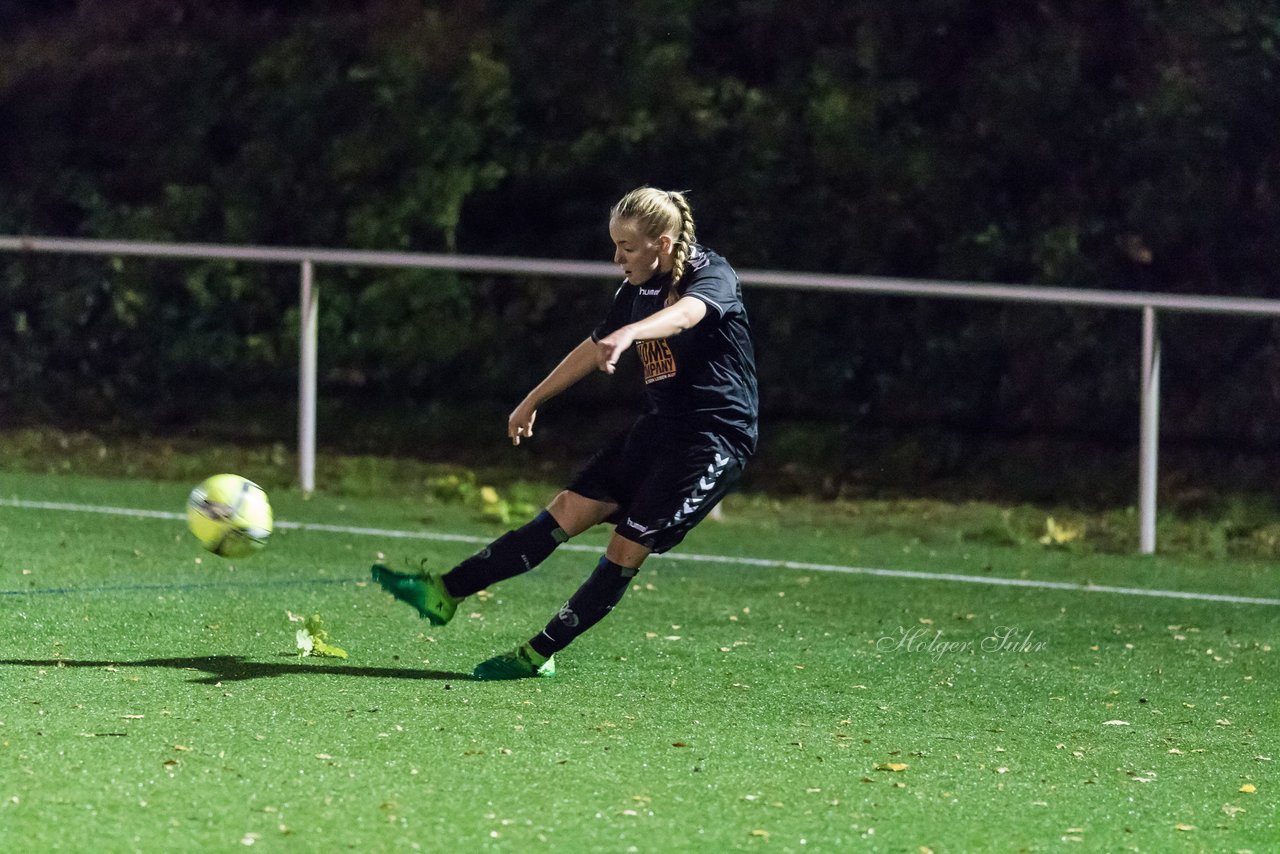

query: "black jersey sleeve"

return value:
[679, 250, 741, 319]
[591, 284, 635, 342]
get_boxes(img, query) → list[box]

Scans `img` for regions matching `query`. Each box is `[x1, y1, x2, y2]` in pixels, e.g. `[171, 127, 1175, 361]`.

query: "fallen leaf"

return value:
[1239, 783, 1257, 794]
[295, 614, 348, 658]
[1039, 517, 1083, 546]
[1174, 823, 1195, 832]
[1222, 804, 1245, 817]
[749, 829, 770, 839]
[1102, 720, 1130, 726]
[875, 763, 908, 772]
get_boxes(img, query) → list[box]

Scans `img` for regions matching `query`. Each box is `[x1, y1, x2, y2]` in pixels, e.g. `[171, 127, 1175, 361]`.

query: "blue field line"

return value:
[0, 577, 357, 597]
[3, 496, 1279, 607]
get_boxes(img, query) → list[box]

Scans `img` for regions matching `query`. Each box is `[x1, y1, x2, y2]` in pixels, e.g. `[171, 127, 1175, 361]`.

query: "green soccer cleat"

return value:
[371, 563, 460, 626]
[473, 644, 556, 680]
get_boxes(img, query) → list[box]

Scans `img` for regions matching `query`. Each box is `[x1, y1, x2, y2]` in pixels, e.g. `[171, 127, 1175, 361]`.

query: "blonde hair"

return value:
[611, 187, 696, 303]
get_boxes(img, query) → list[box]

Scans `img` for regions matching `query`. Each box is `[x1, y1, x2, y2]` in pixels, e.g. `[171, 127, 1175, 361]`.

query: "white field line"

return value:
[3, 497, 1278, 607]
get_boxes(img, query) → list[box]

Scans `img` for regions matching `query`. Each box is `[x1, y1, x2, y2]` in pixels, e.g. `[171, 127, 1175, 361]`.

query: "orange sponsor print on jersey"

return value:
[636, 338, 677, 384]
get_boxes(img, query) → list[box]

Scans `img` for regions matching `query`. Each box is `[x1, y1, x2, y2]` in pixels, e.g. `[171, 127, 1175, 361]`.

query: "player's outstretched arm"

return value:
[509, 337, 600, 445]
[596, 296, 707, 374]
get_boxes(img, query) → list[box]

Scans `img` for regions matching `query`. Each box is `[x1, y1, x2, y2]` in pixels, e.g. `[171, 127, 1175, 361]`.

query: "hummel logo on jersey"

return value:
[625, 518, 650, 534]
[638, 287, 663, 296]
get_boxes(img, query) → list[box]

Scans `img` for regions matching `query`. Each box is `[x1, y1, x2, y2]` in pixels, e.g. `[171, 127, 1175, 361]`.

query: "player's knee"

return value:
[548, 491, 617, 537]
[605, 534, 650, 570]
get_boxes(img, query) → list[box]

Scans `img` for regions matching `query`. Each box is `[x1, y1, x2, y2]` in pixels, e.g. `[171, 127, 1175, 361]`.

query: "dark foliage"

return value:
[2, 1, 1279, 496]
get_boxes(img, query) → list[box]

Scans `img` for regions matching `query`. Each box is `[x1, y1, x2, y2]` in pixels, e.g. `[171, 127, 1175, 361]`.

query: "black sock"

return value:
[527, 556, 638, 658]
[442, 510, 568, 598]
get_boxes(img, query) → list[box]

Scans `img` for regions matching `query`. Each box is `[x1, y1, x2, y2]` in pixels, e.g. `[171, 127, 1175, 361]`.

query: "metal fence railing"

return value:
[6, 234, 1280, 554]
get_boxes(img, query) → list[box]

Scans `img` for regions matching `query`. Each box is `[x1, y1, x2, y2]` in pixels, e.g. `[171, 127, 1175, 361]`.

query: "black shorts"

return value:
[567, 415, 747, 554]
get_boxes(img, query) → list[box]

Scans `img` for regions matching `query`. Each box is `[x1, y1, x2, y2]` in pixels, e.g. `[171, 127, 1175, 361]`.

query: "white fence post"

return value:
[1139, 306, 1161, 554]
[299, 260, 318, 496]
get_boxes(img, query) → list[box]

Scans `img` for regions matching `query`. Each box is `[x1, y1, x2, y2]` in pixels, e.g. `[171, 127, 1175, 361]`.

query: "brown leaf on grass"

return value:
[1239, 783, 1257, 793]
[875, 762, 908, 772]
[1174, 823, 1195, 831]
[749, 829, 770, 839]
[1222, 804, 1245, 817]
[671, 742, 689, 748]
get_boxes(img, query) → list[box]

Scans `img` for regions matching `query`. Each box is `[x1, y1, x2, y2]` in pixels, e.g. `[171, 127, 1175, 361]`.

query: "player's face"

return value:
[610, 217, 672, 285]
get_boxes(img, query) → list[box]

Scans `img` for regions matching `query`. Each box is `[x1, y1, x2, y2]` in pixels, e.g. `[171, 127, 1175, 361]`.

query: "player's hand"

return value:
[596, 328, 635, 374]
[508, 400, 538, 446]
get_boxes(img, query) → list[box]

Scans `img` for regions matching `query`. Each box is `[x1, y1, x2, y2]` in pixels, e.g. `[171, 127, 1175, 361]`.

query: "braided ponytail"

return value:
[665, 191, 696, 305]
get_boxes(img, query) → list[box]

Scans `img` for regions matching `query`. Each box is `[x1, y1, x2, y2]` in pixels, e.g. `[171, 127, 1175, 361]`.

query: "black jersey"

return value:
[591, 245, 758, 456]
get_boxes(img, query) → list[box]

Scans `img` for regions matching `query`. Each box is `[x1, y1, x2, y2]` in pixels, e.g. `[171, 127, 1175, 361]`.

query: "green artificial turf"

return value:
[0, 468, 1276, 852]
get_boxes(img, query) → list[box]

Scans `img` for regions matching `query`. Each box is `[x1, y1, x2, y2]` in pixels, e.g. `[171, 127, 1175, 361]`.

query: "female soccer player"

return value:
[374, 187, 759, 679]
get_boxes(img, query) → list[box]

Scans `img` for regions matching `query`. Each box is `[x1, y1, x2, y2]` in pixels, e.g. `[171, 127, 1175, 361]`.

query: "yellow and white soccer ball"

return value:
[187, 474, 273, 558]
